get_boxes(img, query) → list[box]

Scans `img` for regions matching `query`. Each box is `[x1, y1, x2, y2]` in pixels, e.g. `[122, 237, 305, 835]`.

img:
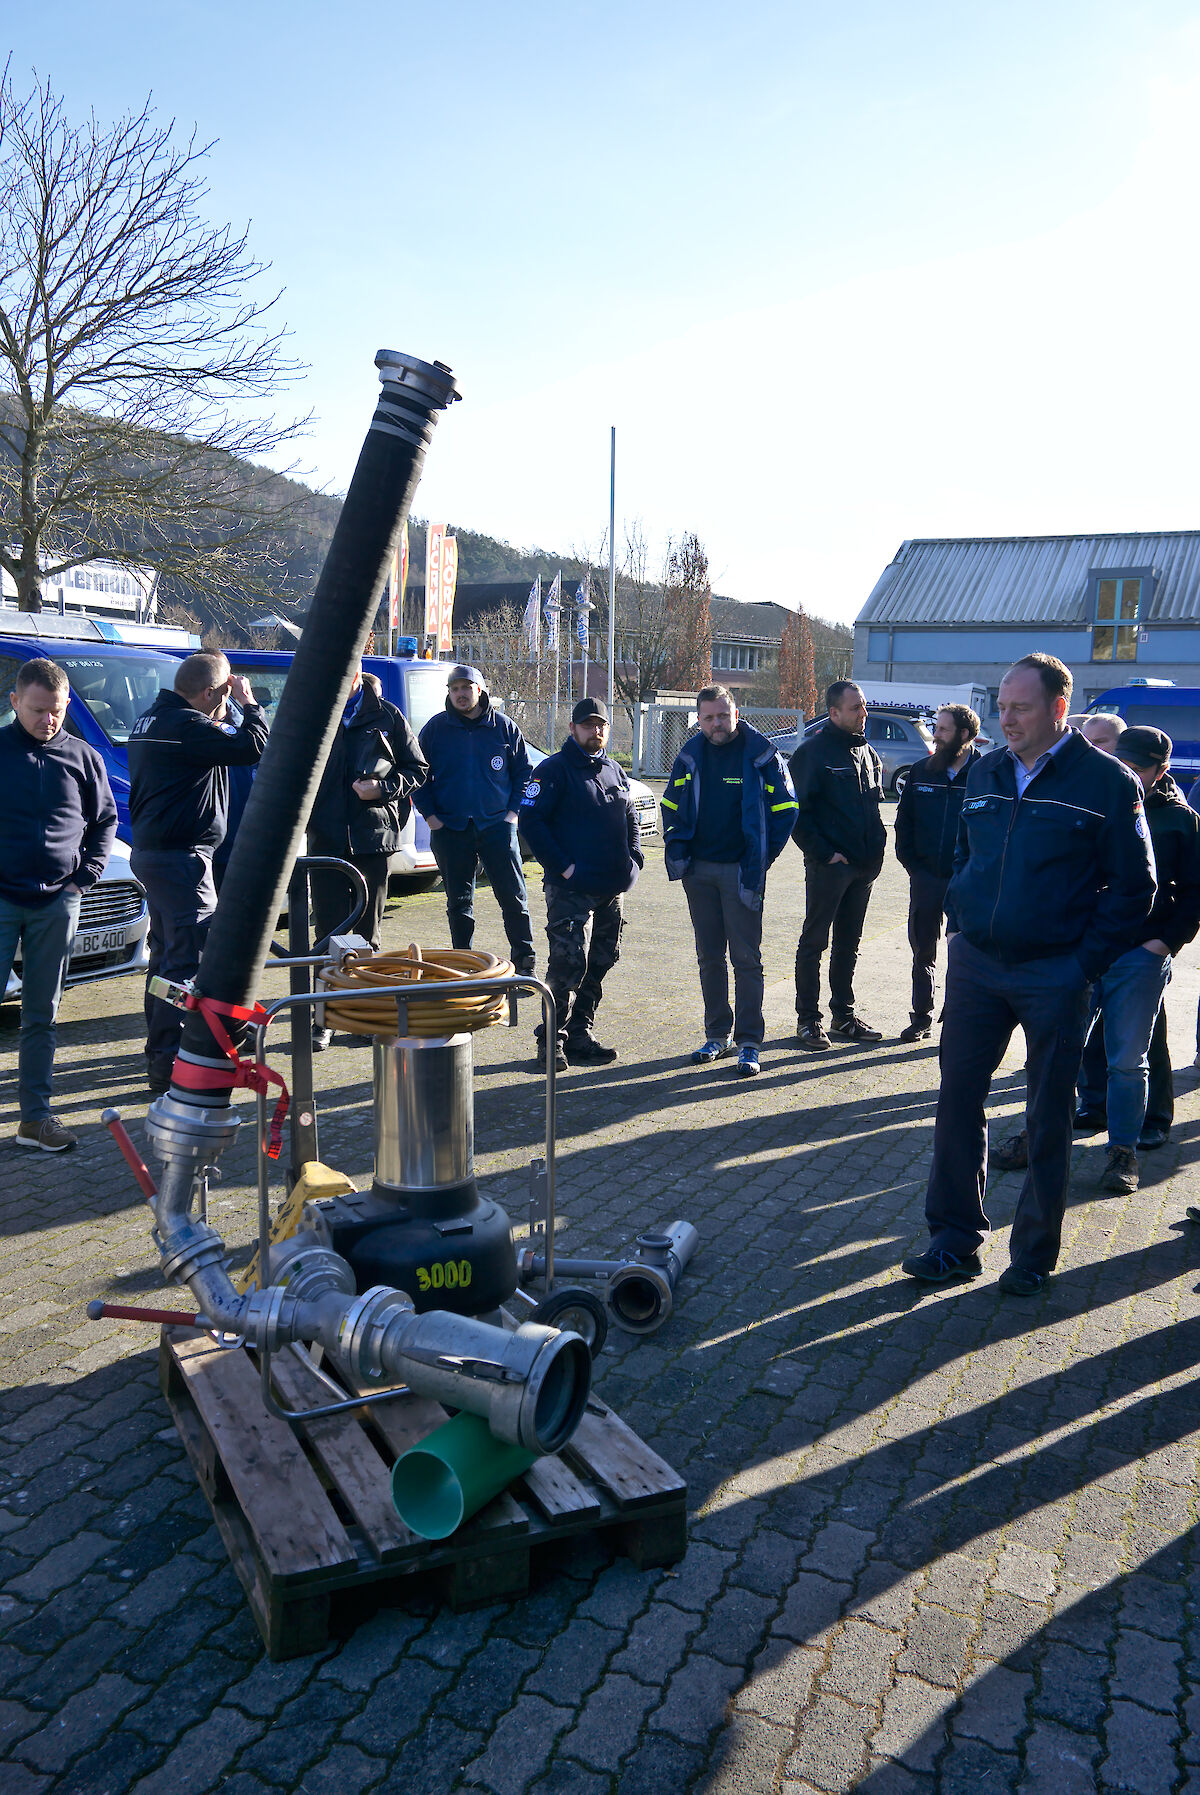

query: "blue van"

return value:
[1086, 682, 1200, 794]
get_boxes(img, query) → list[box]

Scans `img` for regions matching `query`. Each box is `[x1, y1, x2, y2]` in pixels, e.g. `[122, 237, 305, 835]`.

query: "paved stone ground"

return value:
[2, 801, 1200, 1794]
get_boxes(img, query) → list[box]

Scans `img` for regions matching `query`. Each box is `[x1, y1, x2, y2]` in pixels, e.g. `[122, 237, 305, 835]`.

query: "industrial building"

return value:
[853, 531, 1200, 720]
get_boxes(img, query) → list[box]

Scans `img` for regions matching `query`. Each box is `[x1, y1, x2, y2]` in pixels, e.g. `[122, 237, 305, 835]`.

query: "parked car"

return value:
[770, 710, 934, 795]
[3, 842, 150, 1003]
[522, 741, 658, 842]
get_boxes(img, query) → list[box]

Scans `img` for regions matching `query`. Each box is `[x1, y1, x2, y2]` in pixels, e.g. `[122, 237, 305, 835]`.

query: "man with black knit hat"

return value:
[519, 697, 642, 1069]
[1078, 725, 1200, 1194]
[415, 664, 536, 972]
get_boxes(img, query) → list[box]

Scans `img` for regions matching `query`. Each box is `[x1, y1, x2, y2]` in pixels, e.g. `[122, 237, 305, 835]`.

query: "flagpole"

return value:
[607, 426, 616, 710]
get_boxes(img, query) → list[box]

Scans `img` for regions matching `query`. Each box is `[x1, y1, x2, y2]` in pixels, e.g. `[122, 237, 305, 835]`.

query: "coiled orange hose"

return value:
[318, 945, 515, 1038]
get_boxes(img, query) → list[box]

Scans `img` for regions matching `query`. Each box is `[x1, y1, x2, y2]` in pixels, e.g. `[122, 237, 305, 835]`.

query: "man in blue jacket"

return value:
[128, 652, 268, 1092]
[415, 666, 535, 972]
[901, 654, 1156, 1296]
[0, 659, 116, 1151]
[519, 698, 642, 1069]
[662, 685, 798, 1077]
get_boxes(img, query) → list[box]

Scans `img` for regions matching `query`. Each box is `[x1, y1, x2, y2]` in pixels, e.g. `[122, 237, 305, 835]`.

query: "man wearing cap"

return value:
[518, 698, 642, 1069]
[414, 666, 536, 972]
[1075, 725, 1200, 1192]
[900, 654, 1155, 1297]
[662, 684, 798, 1077]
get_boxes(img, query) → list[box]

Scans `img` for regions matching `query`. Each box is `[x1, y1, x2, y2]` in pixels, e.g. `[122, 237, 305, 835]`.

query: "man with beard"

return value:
[790, 681, 887, 1050]
[893, 704, 982, 1043]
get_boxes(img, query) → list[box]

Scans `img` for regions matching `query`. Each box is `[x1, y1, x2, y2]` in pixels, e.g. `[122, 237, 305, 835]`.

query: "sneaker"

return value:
[1101, 1144, 1139, 1194]
[900, 1021, 932, 1043]
[311, 1028, 333, 1053]
[692, 1037, 733, 1064]
[146, 1054, 175, 1095]
[900, 1247, 982, 1283]
[1073, 1106, 1107, 1133]
[991, 1129, 1028, 1172]
[997, 1264, 1047, 1296]
[795, 1021, 832, 1053]
[737, 1045, 760, 1077]
[1138, 1126, 1169, 1151]
[829, 1016, 883, 1043]
[535, 1041, 569, 1073]
[565, 1034, 618, 1064]
[16, 1116, 76, 1153]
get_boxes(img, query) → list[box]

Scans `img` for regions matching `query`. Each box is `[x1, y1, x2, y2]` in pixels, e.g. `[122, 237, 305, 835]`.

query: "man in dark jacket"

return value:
[415, 665, 535, 972]
[519, 698, 642, 1070]
[128, 651, 268, 1092]
[790, 681, 887, 1051]
[1074, 727, 1200, 1192]
[662, 685, 797, 1077]
[893, 704, 981, 1043]
[901, 654, 1156, 1296]
[0, 659, 116, 1151]
[307, 668, 427, 950]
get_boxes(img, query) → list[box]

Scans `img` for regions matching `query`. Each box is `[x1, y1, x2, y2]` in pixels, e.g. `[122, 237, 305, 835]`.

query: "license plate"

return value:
[73, 926, 127, 957]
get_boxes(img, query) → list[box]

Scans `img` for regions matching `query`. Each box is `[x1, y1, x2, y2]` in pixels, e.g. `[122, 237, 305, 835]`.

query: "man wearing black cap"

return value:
[519, 698, 642, 1069]
[414, 665, 536, 972]
[1076, 725, 1200, 1192]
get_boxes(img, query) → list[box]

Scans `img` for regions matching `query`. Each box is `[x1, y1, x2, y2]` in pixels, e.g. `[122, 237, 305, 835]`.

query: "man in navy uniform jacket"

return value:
[519, 697, 642, 1070]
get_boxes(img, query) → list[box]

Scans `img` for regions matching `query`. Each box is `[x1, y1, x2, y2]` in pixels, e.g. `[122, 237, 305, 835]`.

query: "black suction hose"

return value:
[172, 351, 460, 1097]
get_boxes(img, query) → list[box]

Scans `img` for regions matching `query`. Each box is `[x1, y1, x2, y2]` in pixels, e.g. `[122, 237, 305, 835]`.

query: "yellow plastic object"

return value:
[235, 1160, 358, 1294]
[318, 944, 514, 1038]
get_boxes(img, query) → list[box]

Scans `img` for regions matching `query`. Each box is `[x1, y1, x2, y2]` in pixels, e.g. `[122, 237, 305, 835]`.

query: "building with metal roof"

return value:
[853, 531, 1200, 717]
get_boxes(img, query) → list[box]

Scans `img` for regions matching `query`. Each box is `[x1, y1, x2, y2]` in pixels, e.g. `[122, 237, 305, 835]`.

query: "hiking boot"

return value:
[1101, 1144, 1139, 1194]
[998, 1264, 1047, 1296]
[900, 1247, 982, 1283]
[565, 1034, 618, 1064]
[535, 1040, 569, 1073]
[146, 1054, 175, 1095]
[796, 1020, 832, 1053]
[900, 1021, 932, 1043]
[829, 1016, 883, 1043]
[991, 1129, 1028, 1172]
[16, 1116, 76, 1153]
[692, 1036, 733, 1064]
[737, 1045, 761, 1077]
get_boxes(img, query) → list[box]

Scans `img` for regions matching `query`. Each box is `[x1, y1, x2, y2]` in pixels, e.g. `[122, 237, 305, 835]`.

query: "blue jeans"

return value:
[0, 889, 82, 1121]
[1083, 946, 1171, 1148]
[429, 820, 534, 965]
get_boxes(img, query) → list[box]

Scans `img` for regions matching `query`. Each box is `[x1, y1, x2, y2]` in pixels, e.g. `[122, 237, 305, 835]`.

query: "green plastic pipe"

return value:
[391, 1411, 537, 1539]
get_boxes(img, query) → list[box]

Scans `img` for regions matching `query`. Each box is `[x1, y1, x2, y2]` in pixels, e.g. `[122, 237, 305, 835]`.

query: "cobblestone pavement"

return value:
[2, 802, 1200, 1794]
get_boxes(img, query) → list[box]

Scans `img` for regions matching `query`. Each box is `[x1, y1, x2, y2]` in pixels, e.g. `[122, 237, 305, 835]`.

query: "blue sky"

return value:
[21, 1, 1200, 619]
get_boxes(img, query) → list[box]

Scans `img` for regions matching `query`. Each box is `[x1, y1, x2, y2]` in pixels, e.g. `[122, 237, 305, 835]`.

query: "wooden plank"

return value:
[166, 1328, 357, 1586]
[363, 1387, 451, 1461]
[268, 1348, 419, 1563]
[520, 1454, 602, 1525]
[564, 1399, 688, 1512]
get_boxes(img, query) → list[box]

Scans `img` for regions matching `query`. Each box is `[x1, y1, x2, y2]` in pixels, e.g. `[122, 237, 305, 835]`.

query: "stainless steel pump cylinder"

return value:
[374, 1034, 474, 1192]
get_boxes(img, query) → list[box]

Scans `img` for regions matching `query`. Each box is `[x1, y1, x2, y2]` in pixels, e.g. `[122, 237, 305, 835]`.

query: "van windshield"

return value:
[399, 664, 450, 738]
[53, 651, 182, 744]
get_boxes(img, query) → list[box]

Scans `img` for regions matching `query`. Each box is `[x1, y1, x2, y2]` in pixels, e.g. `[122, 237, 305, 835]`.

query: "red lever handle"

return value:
[87, 1301, 200, 1327]
[101, 1108, 157, 1202]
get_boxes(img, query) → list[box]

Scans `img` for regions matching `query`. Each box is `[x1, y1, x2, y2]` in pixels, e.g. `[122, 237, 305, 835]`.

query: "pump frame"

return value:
[247, 971, 561, 1425]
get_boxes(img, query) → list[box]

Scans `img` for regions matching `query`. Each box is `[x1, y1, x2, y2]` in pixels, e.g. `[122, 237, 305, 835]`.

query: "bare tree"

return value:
[778, 607, 818, 717]
[452, 601, 545, 708]
[0, 72, 306, 614]
[593, 526, 712, 710]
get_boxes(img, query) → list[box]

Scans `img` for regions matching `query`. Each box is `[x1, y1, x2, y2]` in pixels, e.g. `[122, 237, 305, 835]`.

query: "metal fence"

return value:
[502, 699, 803, 776]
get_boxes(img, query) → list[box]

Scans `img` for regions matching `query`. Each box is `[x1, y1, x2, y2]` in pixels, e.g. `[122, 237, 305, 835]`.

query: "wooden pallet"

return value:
[159, 1325, 688, 1660]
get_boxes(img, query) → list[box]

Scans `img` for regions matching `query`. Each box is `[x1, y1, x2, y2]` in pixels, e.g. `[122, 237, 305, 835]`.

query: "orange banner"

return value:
[425, 522, 445, 640]
[438, 536, 458, 655]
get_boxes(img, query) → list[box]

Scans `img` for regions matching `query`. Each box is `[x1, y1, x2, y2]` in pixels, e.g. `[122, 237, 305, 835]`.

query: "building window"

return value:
[1088, 567, 1153, 662]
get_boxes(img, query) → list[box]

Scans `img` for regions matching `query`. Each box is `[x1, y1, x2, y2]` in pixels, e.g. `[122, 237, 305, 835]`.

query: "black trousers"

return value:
[907, 869, 949, 1027]
[537, 883, 623, 1045]
[924, 935, 1090, 1275]
[130, 847, 217, 1062]
[308, 839, 389, 952]
[1079, 1007, 1174, 1133]
[795, 858, 878, 1024]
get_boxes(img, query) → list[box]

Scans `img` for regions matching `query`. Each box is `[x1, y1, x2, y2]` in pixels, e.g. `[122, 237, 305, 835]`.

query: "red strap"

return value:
[170, 993, 290, 1159]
